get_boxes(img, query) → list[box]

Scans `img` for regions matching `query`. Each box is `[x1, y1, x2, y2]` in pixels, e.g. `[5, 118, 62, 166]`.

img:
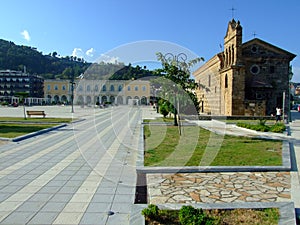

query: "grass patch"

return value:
[0, 117, 72, 123]
[144, 125, 282, 166]
[143, 204, 280, 225]
[0, 123, 57, 138]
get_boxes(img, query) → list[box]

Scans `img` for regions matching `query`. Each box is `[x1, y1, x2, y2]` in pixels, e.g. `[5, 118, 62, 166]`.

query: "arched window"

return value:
[118, 85, 122, 91]
[87, 85, 91, 92]
[102, 85, 106, 91]
[142, 86, 146, 91]
[110, 85, 115, 91]
[135, 86, 138, 91]
[225, 74, 228, 88]
[95, 85, 98, 92]
[127, 86, 131, 91]
[231, 45, 234, 64]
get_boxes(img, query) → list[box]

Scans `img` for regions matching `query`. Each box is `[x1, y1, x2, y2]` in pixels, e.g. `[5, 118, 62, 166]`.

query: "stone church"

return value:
[193, 19, 296, 116]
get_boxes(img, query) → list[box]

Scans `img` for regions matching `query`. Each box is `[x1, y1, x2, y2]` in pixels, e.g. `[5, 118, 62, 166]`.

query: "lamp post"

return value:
[173, 84, 178, 126]
[70, 75, 75, 113]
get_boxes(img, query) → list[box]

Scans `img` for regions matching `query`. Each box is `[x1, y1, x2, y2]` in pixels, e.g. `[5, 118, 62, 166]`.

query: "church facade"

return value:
[193, 20, 296, 116]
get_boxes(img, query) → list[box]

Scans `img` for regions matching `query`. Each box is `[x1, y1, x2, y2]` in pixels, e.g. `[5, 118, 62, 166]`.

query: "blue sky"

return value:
[1, 0, 300, 82]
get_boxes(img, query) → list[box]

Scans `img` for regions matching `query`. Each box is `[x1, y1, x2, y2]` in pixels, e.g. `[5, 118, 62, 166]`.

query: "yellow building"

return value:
[44, 79, 71, 104]
[124, 79, 150, 105]
[74, 79, 150, 105]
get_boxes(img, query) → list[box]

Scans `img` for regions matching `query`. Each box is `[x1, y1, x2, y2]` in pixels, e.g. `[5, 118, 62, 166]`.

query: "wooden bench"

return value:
[26, 110, 46, 118]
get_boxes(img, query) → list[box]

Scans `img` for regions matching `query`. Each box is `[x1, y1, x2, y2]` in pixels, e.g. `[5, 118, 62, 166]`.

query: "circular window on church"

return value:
[250, 64, 260, 75]
[251, 45, 258, 53]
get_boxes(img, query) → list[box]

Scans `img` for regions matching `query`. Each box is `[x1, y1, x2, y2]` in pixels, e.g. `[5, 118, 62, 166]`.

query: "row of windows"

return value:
[0, 78, 30, 82]
[46, 84, 148, 92]
[47, 85, 67, 91]
[77, 85, 147, 92]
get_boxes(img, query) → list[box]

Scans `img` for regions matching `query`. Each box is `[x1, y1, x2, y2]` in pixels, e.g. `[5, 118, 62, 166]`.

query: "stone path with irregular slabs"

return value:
[147, 172, 291, 204]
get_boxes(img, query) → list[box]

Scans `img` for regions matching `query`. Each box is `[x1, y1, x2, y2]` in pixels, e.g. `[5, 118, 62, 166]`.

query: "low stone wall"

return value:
[182, 114, 276, 121]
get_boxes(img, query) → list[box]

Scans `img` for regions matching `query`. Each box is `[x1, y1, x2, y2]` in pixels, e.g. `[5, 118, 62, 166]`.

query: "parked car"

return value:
[292, 104, 299, 110]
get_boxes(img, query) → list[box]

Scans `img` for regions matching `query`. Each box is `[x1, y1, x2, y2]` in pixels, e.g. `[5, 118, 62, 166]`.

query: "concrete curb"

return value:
[130, 202, 296, 225]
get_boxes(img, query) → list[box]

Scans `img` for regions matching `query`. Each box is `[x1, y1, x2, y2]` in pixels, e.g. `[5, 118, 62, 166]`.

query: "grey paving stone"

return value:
[96, 187, 117, 195]
[113, 194, 135, 203]
[0, 193, 10, 201]
[52, 175, 72, 181]
[85, 202, 111, 213]
[46, 180, 67, 186]
[0, 185, 23, 193]
[69, 175, 87, 181]
[50, 193, 74, 202]
[0, 211, 36, 224]
[16, 201, 45, 212]
[38, 186, 61, 194]
[9, 179, 32, 186]
[40, 202, 68, 212]
[106, 212, 130, 225]
[115, 185, 136, 195]
[29, 193, 53, 202]
[27, 212, 59, 225]
[91, 194, 114, 203]
[64, 180, 84, 187]
[79, 212, 108, 225]
[111, 202, 133, 213]
[57, 185, 79, 194]
[5, 173, 24, 180]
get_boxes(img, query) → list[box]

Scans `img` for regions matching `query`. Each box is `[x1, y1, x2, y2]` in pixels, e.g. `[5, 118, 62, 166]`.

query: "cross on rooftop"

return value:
[229, 6, 236, 19]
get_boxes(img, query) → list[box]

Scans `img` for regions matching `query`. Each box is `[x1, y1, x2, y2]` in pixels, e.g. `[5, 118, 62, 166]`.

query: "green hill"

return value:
[0, 39, 90, 79]
[0, 39, 156, 80]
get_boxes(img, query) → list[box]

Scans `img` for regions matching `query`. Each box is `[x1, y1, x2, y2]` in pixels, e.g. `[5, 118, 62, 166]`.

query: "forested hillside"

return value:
[0, 39, 90, 79]
[0, 39, 156, 80]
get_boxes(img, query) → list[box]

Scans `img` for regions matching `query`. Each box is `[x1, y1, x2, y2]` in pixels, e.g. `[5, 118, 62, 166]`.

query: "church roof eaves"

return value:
[242, 38, 296, 60]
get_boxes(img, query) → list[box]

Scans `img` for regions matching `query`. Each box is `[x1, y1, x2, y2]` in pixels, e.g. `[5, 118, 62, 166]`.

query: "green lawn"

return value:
[144, 124, 282, 166]
[0, 123, 57, 138]
[0, 117, 71, 138]
[0, 117, 72, 123]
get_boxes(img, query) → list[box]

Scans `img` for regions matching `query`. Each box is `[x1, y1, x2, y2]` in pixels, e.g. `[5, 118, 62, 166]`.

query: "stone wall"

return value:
[244, 100, 267, 116]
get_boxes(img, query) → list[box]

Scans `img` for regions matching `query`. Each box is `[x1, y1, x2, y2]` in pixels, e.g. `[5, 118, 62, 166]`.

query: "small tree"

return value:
[155, 52, 204, 115]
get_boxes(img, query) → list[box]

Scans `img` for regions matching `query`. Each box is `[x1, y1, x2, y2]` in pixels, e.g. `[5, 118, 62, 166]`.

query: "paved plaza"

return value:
[0, 105, 299, 224]
[0, 105, 156, 225]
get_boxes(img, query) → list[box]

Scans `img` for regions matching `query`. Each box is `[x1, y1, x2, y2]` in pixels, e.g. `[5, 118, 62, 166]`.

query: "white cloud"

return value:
[86, 48, 95, 57]
[100, 54, 120, 64]
[21, 30, 30, 41]
[72, 48, 83, 58]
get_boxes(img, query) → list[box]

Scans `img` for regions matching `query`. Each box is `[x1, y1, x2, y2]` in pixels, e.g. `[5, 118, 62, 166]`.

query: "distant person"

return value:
[276, 107, 281, 122]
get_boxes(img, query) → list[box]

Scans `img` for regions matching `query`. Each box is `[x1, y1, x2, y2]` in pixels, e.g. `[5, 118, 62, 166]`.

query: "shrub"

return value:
[270, 123, 286, 133]
[237, 121, 286, 133]
[159, 104, 169, 117]
[179, 205, 215, 225]
[142, 204, 160, 220]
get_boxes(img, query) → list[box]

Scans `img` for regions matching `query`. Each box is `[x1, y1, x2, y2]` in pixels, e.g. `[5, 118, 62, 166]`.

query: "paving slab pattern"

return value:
[0, 106, 148, 225]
